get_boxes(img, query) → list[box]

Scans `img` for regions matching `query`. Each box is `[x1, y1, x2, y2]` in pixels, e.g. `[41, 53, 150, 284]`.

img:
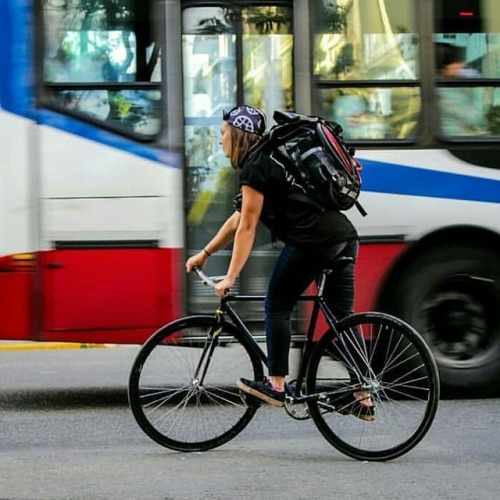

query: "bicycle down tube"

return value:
[194, 266, 328, 400]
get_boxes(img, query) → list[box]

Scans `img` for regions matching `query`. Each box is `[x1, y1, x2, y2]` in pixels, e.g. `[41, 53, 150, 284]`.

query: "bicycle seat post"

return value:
[316, 270, 330, 297]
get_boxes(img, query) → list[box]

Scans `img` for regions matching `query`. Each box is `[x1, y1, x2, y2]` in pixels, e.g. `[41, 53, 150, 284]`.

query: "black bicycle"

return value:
[128, 264, 440, 462]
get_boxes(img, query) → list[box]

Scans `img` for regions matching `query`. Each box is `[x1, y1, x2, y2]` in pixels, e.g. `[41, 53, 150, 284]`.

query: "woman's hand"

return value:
[214, 276, 235, 298]
[185, 251, 208, 273]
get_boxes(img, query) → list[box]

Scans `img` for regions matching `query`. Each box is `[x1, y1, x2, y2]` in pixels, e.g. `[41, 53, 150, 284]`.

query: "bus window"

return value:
[182, 4, 293, 248]
[317, 86, 420, 140]
[182, 6, 236, 252]
[242, 6, 294, 111]
[182, 4, 294, 315]
[312, 0, 420, 141]
[435, 0, 500, 138]
[41, 0, 161, 137]
[45, 30, 138, 83]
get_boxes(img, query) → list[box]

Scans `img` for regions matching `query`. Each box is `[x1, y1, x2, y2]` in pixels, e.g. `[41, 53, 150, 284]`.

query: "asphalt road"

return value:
[0, 345, 499, 500]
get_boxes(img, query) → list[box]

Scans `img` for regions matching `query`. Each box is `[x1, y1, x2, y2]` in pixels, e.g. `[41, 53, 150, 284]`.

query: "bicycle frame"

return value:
[130, 268, 440, 459]
[207, 270, 367, 403]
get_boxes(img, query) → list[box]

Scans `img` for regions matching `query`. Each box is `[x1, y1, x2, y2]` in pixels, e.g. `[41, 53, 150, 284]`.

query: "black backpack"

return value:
[264, 111, 367, 216]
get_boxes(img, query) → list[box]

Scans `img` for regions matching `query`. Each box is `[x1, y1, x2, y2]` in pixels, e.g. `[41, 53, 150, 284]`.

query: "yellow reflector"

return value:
[11, 253, 36, 268]
[11, 253, 35, 261]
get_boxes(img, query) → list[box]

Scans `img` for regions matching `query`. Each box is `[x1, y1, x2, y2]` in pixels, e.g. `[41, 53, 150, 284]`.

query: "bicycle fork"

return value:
[191, 309, 225, 387]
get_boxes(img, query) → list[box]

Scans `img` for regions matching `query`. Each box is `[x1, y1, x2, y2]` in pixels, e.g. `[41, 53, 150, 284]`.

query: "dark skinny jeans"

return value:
[264, 239, 358, 376]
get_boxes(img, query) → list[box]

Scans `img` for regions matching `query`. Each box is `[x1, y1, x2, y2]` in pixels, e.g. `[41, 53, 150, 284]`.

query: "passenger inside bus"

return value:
[330, 92, 387, 140]
[326, 86, 420, 141]
[435, 42, 485, 137]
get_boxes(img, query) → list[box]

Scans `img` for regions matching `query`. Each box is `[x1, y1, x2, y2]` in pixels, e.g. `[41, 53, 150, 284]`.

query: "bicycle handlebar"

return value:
[192, 266, 217, 289]
[192, 266, 233, 297]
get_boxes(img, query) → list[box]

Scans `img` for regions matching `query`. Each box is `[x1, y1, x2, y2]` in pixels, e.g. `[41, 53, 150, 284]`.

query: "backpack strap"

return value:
[354, 200, 368, 217]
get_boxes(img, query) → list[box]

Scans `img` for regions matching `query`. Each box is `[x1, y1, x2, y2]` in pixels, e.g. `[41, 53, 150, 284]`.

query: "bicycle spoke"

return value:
[129, 316, 263, 451]
[307, 312, 439, 461]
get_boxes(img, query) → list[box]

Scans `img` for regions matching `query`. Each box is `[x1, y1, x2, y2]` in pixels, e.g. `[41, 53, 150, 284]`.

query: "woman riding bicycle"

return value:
[185, 105, 373, 420]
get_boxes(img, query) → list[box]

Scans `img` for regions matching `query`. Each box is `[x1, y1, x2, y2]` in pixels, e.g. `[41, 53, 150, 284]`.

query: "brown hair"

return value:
[229, 126, 263, 169]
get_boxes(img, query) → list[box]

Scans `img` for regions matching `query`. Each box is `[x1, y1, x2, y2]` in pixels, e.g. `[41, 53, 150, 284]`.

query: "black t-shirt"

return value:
[238, 149, 358, 246]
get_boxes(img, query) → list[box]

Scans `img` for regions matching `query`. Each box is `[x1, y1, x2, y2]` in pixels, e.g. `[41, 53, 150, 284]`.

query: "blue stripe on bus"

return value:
[37, 110, 182, 168]
[361, 159, 500, 204]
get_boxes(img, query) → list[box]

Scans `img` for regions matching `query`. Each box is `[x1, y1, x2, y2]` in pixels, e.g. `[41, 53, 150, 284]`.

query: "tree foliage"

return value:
[318, 2, 349, 33]
[44, 0, 133, 29]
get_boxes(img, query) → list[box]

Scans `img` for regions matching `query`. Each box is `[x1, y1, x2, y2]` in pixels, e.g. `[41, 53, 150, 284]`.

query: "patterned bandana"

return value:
[223, 105, 267, 136]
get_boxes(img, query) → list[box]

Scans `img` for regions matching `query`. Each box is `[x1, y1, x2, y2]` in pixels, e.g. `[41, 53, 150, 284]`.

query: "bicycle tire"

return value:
[306, 312, 440, 461]
[128, 315, 264, 452]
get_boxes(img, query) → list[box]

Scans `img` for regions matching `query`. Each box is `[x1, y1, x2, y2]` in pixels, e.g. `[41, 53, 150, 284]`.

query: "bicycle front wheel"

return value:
[128, 315, 264, 452]
[307, 312, 440, 461]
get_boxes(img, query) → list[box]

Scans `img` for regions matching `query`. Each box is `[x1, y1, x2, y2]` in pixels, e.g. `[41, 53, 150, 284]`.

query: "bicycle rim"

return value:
[128, 315, 264, 451]
[307, 312, 440, 461]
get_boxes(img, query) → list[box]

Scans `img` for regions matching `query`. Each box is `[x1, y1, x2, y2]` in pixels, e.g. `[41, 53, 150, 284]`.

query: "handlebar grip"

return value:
[193, 266, 231, 295]
[193, 266, 216, 288]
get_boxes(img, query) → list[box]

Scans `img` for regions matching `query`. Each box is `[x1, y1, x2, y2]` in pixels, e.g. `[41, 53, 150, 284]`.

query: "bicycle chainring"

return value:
[284, 380, 311, 420]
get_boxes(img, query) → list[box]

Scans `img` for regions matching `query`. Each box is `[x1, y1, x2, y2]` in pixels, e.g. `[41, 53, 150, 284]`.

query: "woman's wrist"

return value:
[203, 248, 212, 258]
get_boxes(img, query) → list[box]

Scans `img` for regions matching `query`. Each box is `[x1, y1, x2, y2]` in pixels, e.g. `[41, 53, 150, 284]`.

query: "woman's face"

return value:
[443, 61, 466, 78]
[219, 121, 232, 158]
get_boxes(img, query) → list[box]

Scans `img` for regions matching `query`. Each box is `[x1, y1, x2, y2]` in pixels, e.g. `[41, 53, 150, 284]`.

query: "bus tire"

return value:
[385, 243, 500, 398]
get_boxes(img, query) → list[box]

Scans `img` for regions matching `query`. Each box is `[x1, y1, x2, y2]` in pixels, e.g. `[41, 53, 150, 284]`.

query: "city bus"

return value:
[1, 0, 499, 397]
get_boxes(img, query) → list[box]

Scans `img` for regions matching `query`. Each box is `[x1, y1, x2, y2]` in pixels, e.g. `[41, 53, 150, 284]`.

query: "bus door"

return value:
[181, 2, 296, 327]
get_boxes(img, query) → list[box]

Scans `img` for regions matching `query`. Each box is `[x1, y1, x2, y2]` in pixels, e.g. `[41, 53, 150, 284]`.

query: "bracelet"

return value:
[203, 248, 212, 257]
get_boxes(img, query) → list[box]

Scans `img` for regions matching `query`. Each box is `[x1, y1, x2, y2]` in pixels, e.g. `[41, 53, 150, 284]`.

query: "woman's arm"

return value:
[214, 185, 264, 297]
[185, 211, 241, 273]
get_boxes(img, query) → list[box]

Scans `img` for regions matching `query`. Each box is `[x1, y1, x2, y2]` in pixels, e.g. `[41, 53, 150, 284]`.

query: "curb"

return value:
[0, 342, 114, 351]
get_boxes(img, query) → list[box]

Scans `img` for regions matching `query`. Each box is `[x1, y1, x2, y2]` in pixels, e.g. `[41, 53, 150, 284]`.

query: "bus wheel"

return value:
[386, 243, 500, 398]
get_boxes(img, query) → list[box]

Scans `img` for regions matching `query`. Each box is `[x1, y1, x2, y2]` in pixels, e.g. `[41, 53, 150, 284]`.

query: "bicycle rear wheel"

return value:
[128, 315, 264, 451]
[307, 312, 439, 461]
